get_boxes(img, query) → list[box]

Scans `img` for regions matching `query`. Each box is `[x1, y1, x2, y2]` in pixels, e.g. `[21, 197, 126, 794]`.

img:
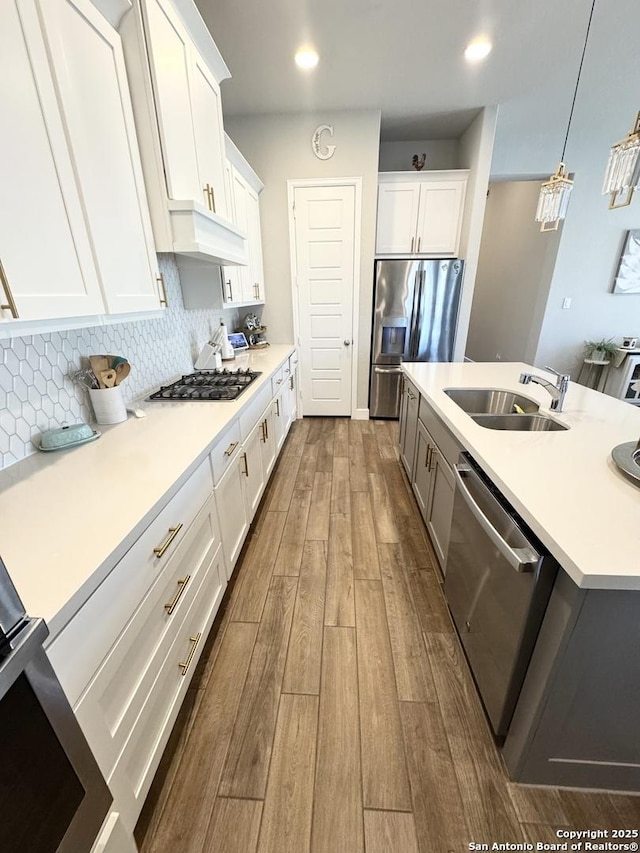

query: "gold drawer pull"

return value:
[425, 445, 432, 468]
[153, 523, 183, 558]
[410, 236, 415, 253]
[275, 399, 280, 417]
[242, 451, 249, 477]
[209, 186, 216, 212]
[164, 574, 191, 615]
[276, 378, 283, 385]
[179, 632, 201, 676]
[264, 418, 269, 440]
[289, 375, 294, 390]
[224, 441, 239, 457]
[156, 273, 168, 307]
[260, 420, 266, 443]
[0, 260, 19, 318]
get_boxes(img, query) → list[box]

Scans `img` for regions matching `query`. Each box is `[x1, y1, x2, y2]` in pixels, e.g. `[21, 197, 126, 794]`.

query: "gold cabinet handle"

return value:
[0, 260, 19, 319]
[203, 184, 210, 208]
[260, 420, 266, 443]
[275, 399, 280, 417]
[156, 273, 168, 307]
[153, 523, 183, 558]
[417, 236, 422, 252]
[410, 236, 415, 253]
[429, 445, 437, 472]
[425, 444, 432, 468]
[276, 378, 283, 385]
[226, 279, 233, 301]
[179, 632, 201, 676]
[242, 451, 249, 477]
[164, 575, 191, 615]
[264, 418, 269, 440]
[203, 184, 215, 212]
[209, 186, 216, 213]
[289, 375, 294, 390]
[224, 441, 239, 457]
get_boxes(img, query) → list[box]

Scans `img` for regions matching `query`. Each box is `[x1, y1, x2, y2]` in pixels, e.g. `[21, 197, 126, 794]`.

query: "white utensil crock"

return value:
[89, 386, 127, 425]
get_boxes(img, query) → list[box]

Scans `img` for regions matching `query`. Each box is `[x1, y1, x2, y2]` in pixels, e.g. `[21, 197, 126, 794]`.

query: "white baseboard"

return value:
[352, 408, 369, 420]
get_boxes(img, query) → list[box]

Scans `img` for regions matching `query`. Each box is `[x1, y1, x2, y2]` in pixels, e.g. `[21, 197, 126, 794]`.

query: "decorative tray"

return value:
[611, 441, 640, 483]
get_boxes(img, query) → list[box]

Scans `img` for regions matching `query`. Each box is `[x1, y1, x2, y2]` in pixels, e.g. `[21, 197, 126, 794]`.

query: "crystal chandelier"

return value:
[535, 0, 597, 232]
[602, 111, 640, 209]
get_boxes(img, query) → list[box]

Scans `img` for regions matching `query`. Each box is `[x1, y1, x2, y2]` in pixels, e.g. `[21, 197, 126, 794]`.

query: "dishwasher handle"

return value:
[453, 464, 540, 573]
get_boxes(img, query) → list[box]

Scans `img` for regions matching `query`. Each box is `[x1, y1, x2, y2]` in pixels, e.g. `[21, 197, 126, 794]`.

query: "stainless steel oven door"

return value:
[0, 618, 111, 852]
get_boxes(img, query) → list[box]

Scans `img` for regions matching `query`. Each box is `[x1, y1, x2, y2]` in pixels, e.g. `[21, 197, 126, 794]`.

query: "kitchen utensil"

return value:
[72, 368, 99, 390]
[100, 369, 117, 388]
[38, 422, 101, 452]
[114, 362, 131, 384]
[89, 355, 111, 388]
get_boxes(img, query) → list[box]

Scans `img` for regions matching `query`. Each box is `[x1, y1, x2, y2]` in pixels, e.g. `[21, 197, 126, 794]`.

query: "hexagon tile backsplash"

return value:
[0, 255, 241, 470]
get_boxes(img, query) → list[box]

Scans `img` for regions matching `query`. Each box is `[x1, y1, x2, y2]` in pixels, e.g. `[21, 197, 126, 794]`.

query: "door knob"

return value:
[343, 340, 351, 346]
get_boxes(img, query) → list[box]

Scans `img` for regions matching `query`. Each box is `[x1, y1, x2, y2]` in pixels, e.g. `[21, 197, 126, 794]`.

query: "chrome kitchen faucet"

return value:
[519, 366, 570, 413]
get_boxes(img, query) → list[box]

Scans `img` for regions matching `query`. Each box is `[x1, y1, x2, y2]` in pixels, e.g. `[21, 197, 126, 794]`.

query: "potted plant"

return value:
[584, 338, 619, 363]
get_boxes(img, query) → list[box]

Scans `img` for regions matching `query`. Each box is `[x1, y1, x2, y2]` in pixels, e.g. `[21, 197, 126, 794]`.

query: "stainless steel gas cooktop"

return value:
[148, 368, 261, 402]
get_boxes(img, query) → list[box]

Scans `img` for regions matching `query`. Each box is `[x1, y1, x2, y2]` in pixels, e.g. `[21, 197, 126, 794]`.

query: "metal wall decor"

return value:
[312, 124, 336, 160]
[613, 230, 640, 294]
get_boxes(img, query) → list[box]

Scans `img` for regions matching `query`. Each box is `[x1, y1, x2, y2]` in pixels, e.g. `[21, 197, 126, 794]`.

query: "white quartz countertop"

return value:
[403, 361, 640, 591]
[0, 345, 295, 639]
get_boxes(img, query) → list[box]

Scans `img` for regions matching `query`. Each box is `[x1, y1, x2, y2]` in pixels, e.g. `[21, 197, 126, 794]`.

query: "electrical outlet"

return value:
[495, 353, 501, 360]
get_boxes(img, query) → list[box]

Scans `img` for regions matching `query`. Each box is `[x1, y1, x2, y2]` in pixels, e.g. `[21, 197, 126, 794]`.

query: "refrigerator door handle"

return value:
[410, 268, 424, 360]
[407, 269, 420, 359]
[373, 366, 403, 374]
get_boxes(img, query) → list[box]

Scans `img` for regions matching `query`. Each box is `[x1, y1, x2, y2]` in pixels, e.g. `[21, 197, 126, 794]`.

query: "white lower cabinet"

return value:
[91, 811, 137, 853]
[425, 447, 455, 569]
[272, 388, 287, 452]
[241, 418, 265, 519]
[399, 378, 419, 478]
[215, 449, 250, 579]
[412, 420, 432, 517]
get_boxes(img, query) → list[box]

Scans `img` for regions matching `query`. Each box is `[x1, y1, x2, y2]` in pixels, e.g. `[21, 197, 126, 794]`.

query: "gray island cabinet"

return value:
[398, 361, 640, 793]
[504, 571, 640, 791]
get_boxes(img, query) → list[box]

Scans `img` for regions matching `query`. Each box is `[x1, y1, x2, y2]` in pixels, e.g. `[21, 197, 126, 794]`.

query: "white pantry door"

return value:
[292, 184, 356, 416]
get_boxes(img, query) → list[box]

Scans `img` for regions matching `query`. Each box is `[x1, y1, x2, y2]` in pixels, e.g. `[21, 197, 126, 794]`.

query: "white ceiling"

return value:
[194, 0, 636, 175]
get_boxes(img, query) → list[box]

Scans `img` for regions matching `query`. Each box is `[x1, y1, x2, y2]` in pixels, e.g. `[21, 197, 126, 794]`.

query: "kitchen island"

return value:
[401, 361, 640, 793]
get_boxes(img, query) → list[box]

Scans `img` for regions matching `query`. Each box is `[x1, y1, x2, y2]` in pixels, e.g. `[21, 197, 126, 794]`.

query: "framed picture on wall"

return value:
[613, 229, 640, 294]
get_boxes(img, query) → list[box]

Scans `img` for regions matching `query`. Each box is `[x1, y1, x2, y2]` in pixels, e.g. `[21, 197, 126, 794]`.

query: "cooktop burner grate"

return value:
[148, 368, 261, 402]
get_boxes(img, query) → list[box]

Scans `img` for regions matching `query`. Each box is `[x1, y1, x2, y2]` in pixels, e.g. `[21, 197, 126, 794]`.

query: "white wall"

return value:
[466, 181, 562, 363]
[379, 140, 459, 171]
[454, 106, 498, 361]
[225, 110, 381, 412]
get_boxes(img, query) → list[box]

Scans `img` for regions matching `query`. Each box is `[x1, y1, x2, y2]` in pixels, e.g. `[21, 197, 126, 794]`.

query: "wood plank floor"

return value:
[137, 417, 640, 853]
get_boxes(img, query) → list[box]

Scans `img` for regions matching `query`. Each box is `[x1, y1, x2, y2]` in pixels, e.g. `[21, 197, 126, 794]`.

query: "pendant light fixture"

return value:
[535, 0, 597, 232]
[602, 111, 640, 209]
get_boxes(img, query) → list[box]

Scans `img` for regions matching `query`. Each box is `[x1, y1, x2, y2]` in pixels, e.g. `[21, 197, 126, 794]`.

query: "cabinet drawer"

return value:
[48, 458, 213, 705]
[271, 365, 285, 397]
[238, 380, 272, 441]
[108, 543, 226, 830]
[74, 496, 222, 778]
[418, 396, 462, 469]
[289, 350, 299, 370]
[209, 419, 242, 484]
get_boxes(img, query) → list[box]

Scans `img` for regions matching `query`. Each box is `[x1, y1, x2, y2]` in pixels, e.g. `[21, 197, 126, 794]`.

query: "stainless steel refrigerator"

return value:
[369, 258, 464, 418]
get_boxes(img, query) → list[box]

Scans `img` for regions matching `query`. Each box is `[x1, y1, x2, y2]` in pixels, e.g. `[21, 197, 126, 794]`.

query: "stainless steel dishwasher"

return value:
[445, 453, 558, 739]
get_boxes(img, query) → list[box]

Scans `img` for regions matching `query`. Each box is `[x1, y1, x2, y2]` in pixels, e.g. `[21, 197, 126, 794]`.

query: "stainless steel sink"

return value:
[444, 388, 540, 415]
[471, 413, 568, 431]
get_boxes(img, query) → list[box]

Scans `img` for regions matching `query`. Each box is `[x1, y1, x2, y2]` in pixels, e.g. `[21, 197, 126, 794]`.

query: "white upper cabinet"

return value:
[376, 171, 468, 257]
[121, 0, 245, 265]
[0, 0, 161, 332]
[39, 0, 161, 315]
[0, 0, 105, 324]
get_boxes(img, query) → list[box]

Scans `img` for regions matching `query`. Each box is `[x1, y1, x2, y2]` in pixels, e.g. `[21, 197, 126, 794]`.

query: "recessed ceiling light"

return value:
[465, 39, 492, 62]
[295, 48, 319, 70]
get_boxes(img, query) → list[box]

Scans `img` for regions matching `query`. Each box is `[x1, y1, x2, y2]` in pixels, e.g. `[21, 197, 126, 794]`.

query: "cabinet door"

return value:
[143, 0, 200, 202]
[412, 421, 433, 519]
[39, 0, 161, 314]
[376, 182, 421, 254]
[0, 0, 103, 322]
[246, 185, 264, 302]
[259, 407, 277, 478]
[416, 181, 466, 255]
[272, 390, 286, 453]
[425, 448, 455, 569]
[240, 420, 265, 521]
[231, 167, 252, 302]
[399, 381, 419, 478]
[215, 455, 249, 578]
[189, 48, 227, 219]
